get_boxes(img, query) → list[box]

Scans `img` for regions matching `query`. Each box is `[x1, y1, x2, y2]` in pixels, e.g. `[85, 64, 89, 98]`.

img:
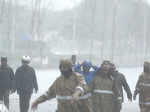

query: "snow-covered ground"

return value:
[9, 67, 143, 112]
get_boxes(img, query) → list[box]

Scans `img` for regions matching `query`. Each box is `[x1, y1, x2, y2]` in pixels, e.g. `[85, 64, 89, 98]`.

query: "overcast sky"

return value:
[5, 0, 150, 11]
[15, 0, 82, 11]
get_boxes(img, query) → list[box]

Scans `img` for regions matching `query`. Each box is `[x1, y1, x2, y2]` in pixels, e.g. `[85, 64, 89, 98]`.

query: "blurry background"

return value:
[0, 0, 150, 68]
[1, 0, 149, 111]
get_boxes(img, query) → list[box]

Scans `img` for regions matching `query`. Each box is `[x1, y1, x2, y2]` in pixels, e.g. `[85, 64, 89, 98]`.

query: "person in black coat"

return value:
[110, 63, 132, 112]
[15, 56, 38, 112]
[0, 56, 15, 109]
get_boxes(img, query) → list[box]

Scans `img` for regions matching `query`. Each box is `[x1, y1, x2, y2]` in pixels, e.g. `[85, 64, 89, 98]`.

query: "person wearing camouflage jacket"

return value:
[89, 61, 121, 112]
[31, 59, 92, 112]
[134, 61, 150, 112]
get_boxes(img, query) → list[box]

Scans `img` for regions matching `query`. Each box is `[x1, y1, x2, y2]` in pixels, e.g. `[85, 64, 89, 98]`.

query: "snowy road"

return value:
[9, 67, 142, 112]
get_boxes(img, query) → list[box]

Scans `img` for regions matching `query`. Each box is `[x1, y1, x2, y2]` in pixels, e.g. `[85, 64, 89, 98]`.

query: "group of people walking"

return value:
[0, 54, 150, 112]
[0, 56, 38, 112]
[31, 55, 150, 112]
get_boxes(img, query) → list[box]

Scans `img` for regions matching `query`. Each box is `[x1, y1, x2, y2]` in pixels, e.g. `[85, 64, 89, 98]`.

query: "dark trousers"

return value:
[113, 100, 122, 112]
[19, 92, 31, 112]
[0, 90, 9, 109]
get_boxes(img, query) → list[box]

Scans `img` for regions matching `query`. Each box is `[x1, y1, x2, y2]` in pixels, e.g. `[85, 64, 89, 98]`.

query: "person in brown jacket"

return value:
[89, 60, 121, 112]
[31, 59, 91, 112]
[134, 61, 150, 112]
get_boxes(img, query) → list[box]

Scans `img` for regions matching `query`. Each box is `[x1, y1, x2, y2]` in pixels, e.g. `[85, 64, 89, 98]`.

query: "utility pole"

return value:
[31, 0, 41, 41]
[0, 0, 5, 21]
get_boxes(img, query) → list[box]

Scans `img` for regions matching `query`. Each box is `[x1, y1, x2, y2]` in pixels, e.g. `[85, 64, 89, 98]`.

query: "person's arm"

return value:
[14, 68, 20, 93]
[75, 73, 87, 95]
[121, 74, 132, 101]
[9, 67, 15, 92]
[31, 80, 57, 110]
[72, 73, 87, 101]
[133, 75, 142, 100]
[73, 64, 82, 73]
[32, 69, 38, 93]
[88, 76, 95, 93]
[91, 65, 99, 71]
[113, 79, 122, 109]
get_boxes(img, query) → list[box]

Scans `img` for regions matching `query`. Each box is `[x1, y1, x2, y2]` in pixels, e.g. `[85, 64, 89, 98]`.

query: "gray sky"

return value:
[14, 0, 82, 11]
[8, 0, 150, 11]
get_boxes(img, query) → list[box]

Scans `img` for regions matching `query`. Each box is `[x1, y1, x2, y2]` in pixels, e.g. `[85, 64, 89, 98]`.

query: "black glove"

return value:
[128, 94, 132, 102]
[34, 89, 38, 94]
[117, 99, 122, 110]
[133, 94, 137, 101]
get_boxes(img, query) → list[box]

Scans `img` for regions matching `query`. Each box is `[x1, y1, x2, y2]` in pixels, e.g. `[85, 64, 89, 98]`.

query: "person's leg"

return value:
[116, 102, 122, 112]
[113, 102, 118, 112]
[3, 91, 9, 109]
[140, 107, 147, 112]
[92, 95, 102, 112]
[101, 95, 113, 112]
[145, 106, 150, 112]
[24, 93, 31, 112]
[19, 93, 24, 112]
[19, 92, 31, 112]
[77, 99, 93, 112]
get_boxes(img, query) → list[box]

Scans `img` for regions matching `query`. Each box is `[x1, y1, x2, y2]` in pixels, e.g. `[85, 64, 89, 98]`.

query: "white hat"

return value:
[22, 56, 31, 63]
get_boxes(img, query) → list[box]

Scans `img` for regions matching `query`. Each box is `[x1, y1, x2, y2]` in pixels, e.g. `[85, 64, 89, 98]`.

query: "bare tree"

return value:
[6, 0, 12, 54]
[31, 0, 42, 41]
[0, 0, 5, 21]
[11, 0, 17, 54]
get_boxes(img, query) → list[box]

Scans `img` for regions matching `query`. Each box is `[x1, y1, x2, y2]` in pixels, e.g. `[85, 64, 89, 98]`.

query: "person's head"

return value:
[144, 61, 150, 73]
[101, 60, 111, 75]
[1, 56, 7, 67]
[59, 59, 73, 78]
[22, 56, 31, 65]
[82, 61, 91, 73]
[71, 55, 76, 65]
[108, 62, 117, 77]
[109, 62, 116, 72]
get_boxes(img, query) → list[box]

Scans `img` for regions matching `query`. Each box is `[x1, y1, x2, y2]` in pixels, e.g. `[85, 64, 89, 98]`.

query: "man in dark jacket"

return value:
[15, 56, 38, 112]
[0, 56, 15, 109]
[110, 63, 132, 112]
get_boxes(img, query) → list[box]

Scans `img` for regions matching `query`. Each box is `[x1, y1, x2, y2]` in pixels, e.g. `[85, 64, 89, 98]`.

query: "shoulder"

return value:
[116, 71, 125, 78]
[7, 66, 13, 71]
[16, 66, 22, 71]
[56, 75, 62, 80]
[55, 75, 64, 84]
[116, 71, 123, 76]
[73, 72, 85, 80]
[139, 73, 144, 78]
[26, 65, 35, 72]
[28, 65, 34, 69]
[73, 72, 83, 77]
